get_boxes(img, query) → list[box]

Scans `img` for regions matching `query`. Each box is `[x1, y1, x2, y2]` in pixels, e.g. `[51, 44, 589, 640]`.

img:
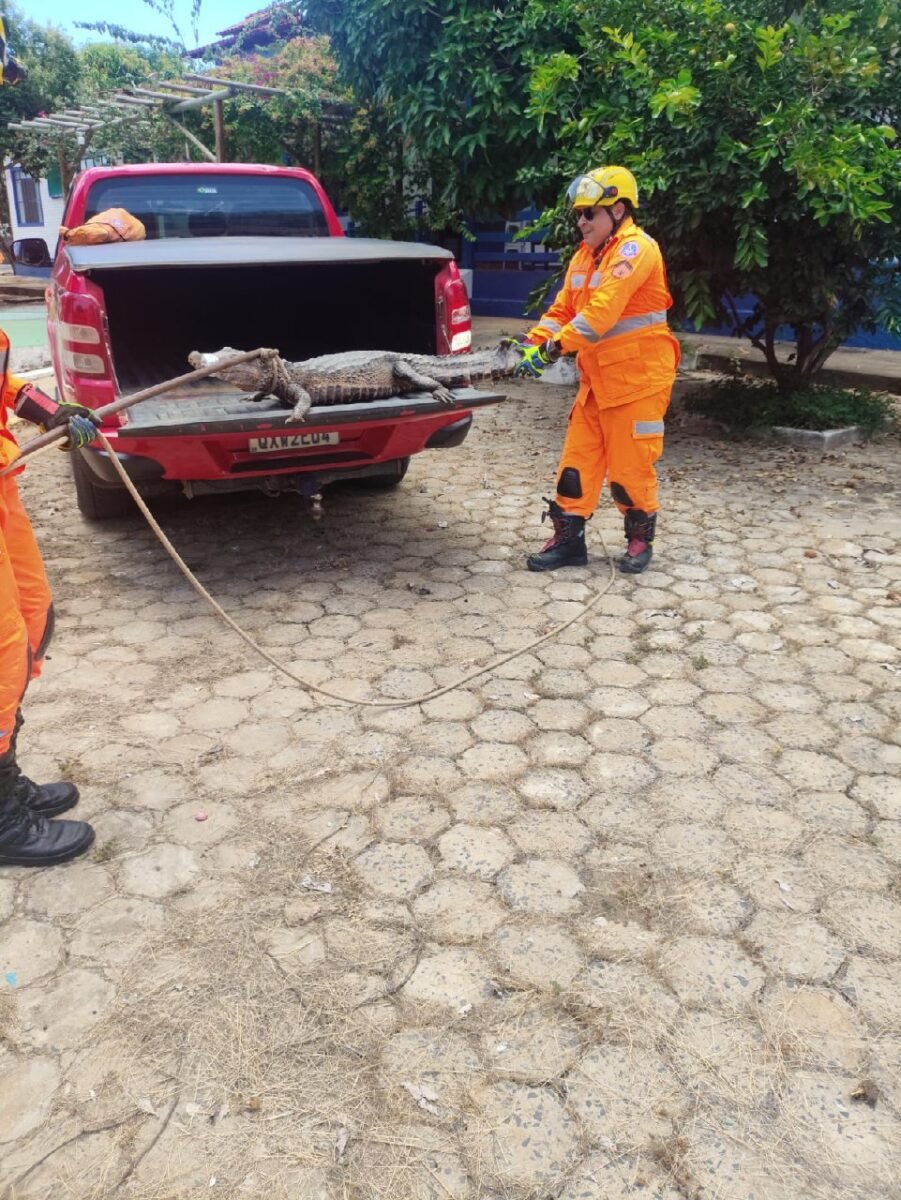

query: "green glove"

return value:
[44, 401, 100, 450]
[514, 339, 561, 378]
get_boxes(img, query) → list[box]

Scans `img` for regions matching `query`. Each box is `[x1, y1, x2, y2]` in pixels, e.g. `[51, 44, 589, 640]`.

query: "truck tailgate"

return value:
[121, 384, 506, 438]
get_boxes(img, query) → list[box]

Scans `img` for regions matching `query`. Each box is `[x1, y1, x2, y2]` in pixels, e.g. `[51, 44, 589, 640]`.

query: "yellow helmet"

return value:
[566, 166, 639, 210]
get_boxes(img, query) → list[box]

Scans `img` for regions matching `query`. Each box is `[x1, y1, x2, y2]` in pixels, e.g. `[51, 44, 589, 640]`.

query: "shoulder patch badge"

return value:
[619, 241, 640, 258]
[611, 261, 633, 279]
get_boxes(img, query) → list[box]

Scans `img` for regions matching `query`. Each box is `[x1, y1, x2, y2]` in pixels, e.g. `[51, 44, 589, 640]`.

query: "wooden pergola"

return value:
[8, 73, 288, 189]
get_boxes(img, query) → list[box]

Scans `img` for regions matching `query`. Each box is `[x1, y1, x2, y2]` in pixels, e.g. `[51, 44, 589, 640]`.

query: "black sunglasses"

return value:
[575, 207, 599, 222]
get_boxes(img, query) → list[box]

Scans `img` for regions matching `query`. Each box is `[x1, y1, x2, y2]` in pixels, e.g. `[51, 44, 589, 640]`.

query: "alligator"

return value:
[187, 343, 523, 422]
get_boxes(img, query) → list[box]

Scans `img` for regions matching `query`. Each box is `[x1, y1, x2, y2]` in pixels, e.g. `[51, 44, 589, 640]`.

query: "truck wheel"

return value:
[70, 452, 136, 520]
[356, 457, 410, 490]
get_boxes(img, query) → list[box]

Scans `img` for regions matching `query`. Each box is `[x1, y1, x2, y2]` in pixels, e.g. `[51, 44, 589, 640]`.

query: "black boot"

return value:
[10, 710, 79, 817]
[619, 509, 657, 574]
[0, 749, 94, 868]
[527, 497, 588, 572]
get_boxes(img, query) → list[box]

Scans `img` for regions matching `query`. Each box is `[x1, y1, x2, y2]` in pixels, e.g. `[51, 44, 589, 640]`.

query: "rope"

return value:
[96, 431, 618, 709]
[1, 347, 278, 479]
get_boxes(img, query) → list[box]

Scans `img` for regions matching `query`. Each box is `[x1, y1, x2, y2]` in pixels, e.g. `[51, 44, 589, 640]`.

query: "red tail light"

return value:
[56, 291, 119, 422]
[435, 261, 472, 355]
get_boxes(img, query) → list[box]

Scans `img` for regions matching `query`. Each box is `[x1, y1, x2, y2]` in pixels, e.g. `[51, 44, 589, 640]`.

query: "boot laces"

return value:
[13, 774, 40, 804]
[0, 797, 46, 844]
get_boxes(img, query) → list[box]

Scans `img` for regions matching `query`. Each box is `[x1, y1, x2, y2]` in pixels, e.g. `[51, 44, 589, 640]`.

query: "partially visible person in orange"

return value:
[0, 330, 99, 866]
[514, 166, 680, 574]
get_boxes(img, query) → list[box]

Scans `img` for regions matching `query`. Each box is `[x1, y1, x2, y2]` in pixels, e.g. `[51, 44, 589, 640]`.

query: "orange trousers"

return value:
[0, 473, 53, 755]
[555, 387, 669, 519]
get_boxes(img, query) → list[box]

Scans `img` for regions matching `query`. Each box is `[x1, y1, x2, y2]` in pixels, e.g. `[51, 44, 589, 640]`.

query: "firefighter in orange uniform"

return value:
[0, 332, 99, 866]
[515, 166, 680, 573]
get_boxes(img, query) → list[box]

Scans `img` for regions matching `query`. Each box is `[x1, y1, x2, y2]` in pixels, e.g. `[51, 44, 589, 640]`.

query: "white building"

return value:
[5, 163, 66, 248]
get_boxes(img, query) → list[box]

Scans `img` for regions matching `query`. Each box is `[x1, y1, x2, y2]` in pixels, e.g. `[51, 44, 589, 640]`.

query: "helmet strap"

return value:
[609, 204, 628, 238]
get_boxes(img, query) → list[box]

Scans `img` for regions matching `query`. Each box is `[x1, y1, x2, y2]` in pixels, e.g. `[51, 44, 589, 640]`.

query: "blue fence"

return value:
[459, 218, 561, 318]
[699, 294, 901, 352]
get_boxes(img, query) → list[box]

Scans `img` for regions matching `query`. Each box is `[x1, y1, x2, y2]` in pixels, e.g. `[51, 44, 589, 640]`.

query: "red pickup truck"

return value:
[36, 162, 502, 518]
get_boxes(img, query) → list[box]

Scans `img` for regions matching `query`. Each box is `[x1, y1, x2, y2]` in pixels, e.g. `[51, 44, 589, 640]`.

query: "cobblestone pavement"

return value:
[1, 366, 900, 1200]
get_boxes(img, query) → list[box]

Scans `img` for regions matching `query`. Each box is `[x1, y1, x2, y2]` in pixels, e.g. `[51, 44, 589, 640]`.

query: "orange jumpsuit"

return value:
[527, 217, 680, 519]
[0, 330, 54, 757]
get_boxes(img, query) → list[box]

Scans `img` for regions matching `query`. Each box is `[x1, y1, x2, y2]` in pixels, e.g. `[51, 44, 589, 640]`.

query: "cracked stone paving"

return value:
[1, 351, 900, 1199]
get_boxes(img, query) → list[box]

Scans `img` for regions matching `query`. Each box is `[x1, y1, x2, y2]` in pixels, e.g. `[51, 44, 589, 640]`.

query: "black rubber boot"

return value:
[0, 749, 95, 868]
[10, 710, 79, 818]
[527, 497, 588, 572]
[619, 509, 657, 574]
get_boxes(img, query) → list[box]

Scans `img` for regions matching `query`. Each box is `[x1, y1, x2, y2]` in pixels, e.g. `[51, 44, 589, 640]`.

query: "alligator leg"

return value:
[284, 383, 314, 423]
[393, 360, 455, 405]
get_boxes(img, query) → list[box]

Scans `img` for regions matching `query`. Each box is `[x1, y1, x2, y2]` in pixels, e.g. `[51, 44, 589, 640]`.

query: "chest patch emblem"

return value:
[611, 261, 633, 279]
[619, 241, 640, 258]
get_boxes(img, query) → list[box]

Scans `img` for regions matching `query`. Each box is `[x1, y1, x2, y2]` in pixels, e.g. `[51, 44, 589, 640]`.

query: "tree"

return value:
[526, 0, 900, 390]
[7, 34, 188, 196]
[303, 0, 559, 232]
[78, 42, 187, 172]
[203, 36, 420, 237]
[0, 5, 81, 186]
[198, 36, 345, 169]
[77, 0, 202, 50]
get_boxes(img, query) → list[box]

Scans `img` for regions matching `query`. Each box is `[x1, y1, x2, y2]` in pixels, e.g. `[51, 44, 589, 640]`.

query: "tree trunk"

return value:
[791, 321, 842, 391]
[764, 322, 793, 393]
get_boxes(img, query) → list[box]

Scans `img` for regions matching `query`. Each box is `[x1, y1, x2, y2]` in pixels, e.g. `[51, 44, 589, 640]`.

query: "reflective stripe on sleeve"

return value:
[570, 313, 601, 343]
[600, 310, 667, 340]
[540, 319, 563, 334]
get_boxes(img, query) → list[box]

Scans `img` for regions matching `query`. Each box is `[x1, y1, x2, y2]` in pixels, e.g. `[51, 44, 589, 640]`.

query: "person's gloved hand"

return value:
[514, 338, 561, 378]
[43, 402, 100, 450]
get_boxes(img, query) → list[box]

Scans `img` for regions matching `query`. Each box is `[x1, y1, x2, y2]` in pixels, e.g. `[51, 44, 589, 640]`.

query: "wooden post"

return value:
[164, 114, 216, 163]
[214, 98, 226, 162]
[61, 127, 92, 193]
[56, 145, 71, 193]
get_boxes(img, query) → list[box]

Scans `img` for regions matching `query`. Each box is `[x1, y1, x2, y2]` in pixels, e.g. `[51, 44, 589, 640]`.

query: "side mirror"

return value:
[11, 238, 51, 268]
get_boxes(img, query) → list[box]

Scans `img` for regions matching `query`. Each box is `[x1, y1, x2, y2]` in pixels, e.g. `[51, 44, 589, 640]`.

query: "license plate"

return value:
[248, 431, 340, 453]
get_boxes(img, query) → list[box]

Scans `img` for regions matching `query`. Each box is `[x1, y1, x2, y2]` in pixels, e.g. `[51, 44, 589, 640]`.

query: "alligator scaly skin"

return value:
[188, 344, 522, 422]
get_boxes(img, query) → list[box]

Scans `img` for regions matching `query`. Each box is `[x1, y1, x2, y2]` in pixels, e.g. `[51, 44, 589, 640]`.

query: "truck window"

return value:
[84, 174, 329, 240]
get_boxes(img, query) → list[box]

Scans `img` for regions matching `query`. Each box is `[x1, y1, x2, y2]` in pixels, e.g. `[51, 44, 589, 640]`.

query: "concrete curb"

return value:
[764, 424, 864, 450]
[0, 279, 47, 305]
[692, 349, 901, 397]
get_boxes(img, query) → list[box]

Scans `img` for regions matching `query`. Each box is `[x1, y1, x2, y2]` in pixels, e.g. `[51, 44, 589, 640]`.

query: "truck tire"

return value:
[355, 457, 410, 491]
[70, 451, 136, 520]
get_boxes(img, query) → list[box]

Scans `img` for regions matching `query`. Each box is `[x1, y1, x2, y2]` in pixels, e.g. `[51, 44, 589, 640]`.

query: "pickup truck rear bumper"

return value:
[82, 386, 504, 485]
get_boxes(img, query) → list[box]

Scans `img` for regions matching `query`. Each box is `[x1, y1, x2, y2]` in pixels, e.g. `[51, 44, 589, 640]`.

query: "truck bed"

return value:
[122, 384, 505, 437]
[68, 237, 458, 393]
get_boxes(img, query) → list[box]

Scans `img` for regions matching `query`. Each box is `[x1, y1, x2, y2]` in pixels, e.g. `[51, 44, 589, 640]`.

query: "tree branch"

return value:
[724, 291, 767, 355]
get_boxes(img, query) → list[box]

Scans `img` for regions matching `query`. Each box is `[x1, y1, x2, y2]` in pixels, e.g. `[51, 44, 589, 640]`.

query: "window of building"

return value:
[10, 166, 43, 226]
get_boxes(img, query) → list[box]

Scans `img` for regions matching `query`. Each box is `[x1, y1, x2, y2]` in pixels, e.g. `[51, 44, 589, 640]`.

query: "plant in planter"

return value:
[683, 377, 894, 444]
